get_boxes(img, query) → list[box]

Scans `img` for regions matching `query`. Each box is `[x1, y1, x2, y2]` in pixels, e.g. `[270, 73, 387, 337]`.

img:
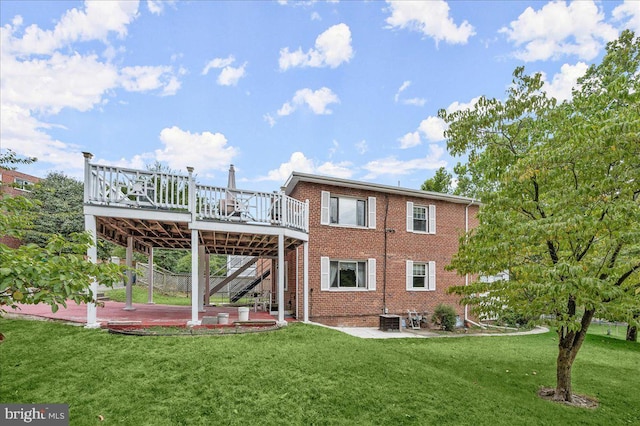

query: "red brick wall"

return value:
[0, 169, 40, 248]
[0, 168, 40, 196]
[285, 181, 479, 327]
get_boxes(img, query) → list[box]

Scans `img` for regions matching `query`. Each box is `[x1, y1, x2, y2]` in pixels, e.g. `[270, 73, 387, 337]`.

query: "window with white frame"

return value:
[320, 257, 376, 291]
[406, 260, 436, 291]
[14, 178, 34, 192]
[406, 202, 435, 234]
[321, 191, 376, 229]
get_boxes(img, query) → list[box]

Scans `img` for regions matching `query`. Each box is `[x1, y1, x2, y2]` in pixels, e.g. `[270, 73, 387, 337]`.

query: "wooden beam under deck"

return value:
[93, 211, 306, 257]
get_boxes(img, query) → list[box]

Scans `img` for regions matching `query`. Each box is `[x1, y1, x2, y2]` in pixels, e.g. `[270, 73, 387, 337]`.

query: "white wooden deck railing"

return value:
[83, 156, 308, 232]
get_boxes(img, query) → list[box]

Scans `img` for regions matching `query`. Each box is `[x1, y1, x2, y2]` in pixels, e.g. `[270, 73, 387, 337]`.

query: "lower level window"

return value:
[321, 257, 376, 291]
[331, 260, 366, 288]
[406, 260, 435, 291]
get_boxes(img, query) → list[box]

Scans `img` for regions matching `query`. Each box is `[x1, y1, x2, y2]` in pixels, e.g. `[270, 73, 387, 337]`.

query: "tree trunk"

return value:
[554, 309, 595, 402]
[555, 337, 575, 402]
[626, 324, 638, 342]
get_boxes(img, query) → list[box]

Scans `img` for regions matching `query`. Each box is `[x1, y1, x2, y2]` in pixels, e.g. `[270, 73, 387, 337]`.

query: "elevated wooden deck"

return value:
[83, 154, 309, 257]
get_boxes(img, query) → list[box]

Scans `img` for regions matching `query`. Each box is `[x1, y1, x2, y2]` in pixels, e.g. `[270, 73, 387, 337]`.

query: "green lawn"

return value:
[105, 286, 192, 306]
[1, 319, 638, 426]
[586, 322, 629, 341]
[106, 286, 239, 306]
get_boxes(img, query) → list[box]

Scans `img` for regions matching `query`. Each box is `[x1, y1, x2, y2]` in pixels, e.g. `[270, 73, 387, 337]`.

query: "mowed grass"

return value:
[1, 319, 638, 426]
[106, 286, 232, 306]
[106, 286, 192, 306]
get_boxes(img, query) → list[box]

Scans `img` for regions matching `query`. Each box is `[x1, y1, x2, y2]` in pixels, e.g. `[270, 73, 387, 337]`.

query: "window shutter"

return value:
[406, 260, 413, 291]
[368, 197, 376, 229]
[428, 261, 436, 290]
[321, 191, 330, 225]
[429, 204, 436, 234]
[320, 257, 330, 290]
[367, 258, 376, 290]
[406, 202, 413, 232]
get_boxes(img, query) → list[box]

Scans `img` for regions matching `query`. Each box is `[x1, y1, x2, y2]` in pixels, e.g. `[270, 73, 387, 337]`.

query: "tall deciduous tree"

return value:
[421, 167, 453, 194]
[23, 172, 84, 247]
[0, 156, 124, 330]
[440, 31, 639, 403]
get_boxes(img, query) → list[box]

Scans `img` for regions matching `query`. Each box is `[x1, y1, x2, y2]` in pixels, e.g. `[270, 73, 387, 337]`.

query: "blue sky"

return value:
[1, 1, 638, 192]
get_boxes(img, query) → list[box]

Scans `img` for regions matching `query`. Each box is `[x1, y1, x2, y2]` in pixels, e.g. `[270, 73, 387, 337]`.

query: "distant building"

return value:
[0, 168, 40, 248]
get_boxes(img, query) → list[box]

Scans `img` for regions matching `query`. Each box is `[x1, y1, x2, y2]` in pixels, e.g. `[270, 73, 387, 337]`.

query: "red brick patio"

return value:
[6, 301, 280, 327]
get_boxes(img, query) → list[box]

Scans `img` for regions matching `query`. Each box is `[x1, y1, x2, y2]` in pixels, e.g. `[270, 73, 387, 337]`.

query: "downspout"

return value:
[464, 198, 475, 323]
[382, 195, 389, 314]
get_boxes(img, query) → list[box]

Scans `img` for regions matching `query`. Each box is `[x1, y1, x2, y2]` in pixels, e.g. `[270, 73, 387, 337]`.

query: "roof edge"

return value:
[283, 172, 480, 205]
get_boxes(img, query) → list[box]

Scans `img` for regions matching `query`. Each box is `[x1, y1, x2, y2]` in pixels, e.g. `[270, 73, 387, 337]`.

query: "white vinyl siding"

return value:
[320, 256, 376, 291]
[406, 202, 436, 234]
[406, 260, 436, 291]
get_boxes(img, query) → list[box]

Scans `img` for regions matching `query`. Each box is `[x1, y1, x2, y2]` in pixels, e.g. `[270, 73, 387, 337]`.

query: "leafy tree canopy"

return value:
[421, 167, 453, 194]
[23, 172, 84, 247]
[0, 158, 123, 322]
[440, 30, 639, 402]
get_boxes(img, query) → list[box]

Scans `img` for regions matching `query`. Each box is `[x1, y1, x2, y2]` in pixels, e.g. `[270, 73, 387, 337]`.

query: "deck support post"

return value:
[198, 245, 206, 312]
[277, 233, 286, 325]
[123, 236, 135, 311]
[84, 213, 100, 329]
[188, 229, 201, 326]
[204, 254, 210, 306]
[147, 247, 154, 304]
[303, 241, 309, 323]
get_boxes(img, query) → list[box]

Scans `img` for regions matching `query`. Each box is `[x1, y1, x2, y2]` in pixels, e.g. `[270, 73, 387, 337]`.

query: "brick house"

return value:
[81, 155, 479, 328]
[283, 172, 479, 327]
[0, 168, 40, 248]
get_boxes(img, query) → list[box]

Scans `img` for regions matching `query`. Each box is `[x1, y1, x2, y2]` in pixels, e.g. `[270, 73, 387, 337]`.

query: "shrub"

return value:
[431, 304, 457, 331]
[497, 308, 534, 328]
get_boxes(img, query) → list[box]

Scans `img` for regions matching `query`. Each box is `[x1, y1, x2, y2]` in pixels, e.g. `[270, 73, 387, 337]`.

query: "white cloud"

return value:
[279, 23, 353, 70]
[541, 62, 589, 102]
[363, 145, 447, 179]
[259, 152, 354, 182]
[385, 0, 475, 46]
[202, 55, 236, 75]
[328, 140, 339, 158]
[355, 140, 368, 154]
[399, 131, 421, 149]
[261, 152, 316, 181]
[395, 80, 412, 102]
[263, 113, 276, 127]
[155, 126, 239, 172]
[418, 116, 447, 142]
[0, 103, 84, 175]
[2, 52, 119, 114]
[217, 63, 247, 86]
[202, 55, 247, 86]
[277, 87, 340, 116]
[0, 1, 182, 174]
[446, 96, 481, 114]
[311, 12, 321, 21]
[500, 1, 618, 62]
[147, 1, 176, 15]
[397, 96, 480, 148]
[3, 1, 139, 56]
[403, 97, 426, 107]
[613, 1, 640, 33]
[120, 65, 179, 94]
[394, 80, 426, 106]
